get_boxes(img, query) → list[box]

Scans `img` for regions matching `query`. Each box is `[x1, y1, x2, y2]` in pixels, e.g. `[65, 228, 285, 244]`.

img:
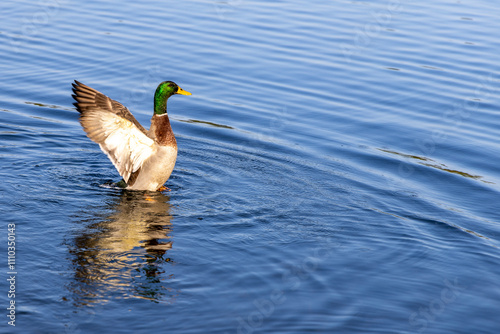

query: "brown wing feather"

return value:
[72, 80, 148, 135]
[72, 80, 156, 184]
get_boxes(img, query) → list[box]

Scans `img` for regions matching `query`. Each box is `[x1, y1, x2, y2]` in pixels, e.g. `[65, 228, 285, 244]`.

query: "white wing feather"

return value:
[80, 111, 156, 182]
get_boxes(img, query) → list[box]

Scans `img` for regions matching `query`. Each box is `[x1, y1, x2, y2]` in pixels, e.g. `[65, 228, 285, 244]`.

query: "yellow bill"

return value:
[177, 86, 192, 95]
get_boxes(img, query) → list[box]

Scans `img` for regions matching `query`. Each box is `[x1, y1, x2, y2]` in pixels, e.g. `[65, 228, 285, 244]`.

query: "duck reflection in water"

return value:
[66, 190, 178, 305]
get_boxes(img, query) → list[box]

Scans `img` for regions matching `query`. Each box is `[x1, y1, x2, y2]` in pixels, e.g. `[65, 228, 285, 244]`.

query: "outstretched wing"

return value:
[72, 80, 155, 184]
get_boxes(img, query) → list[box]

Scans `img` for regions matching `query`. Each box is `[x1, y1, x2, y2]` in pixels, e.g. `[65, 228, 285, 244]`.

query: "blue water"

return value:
[1, 0, 500, 333]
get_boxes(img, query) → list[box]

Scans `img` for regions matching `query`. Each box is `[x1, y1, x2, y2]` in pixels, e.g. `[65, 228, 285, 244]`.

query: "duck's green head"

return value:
[154, 81, 191, 115]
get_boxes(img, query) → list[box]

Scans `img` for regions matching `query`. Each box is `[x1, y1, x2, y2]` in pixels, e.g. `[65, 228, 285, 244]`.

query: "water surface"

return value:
[1, 0, 500, 333]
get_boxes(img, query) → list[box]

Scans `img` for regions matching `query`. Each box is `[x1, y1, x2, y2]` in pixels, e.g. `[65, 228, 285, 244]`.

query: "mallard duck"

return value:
[72, 80, 191, 191]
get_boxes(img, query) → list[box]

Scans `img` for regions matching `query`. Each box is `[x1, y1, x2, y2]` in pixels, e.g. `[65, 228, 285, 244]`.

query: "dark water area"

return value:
[1, 0, 500, 333]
